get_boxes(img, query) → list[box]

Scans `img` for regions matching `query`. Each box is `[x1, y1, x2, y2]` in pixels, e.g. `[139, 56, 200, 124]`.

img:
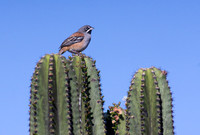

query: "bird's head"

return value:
[78, 25, 94, 34]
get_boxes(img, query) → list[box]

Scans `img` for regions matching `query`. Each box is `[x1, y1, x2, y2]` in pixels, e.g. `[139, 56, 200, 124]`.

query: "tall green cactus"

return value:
[30, 54, 174, 135]
[29, 54, 105, 135]
[126, 67, 174, 135]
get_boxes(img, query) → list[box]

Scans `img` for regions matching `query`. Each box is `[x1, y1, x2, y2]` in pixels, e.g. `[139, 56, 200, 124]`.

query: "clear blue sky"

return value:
[1, 1, 200, 135]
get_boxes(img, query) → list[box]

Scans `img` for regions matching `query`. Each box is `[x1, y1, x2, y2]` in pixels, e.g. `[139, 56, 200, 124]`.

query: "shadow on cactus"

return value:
[29, 54, 174, 135]
[105, 102, 126, 135]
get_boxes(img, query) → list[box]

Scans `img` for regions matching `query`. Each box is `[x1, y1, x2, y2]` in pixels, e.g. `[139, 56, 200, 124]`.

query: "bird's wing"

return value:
[60, 32, 84, 48]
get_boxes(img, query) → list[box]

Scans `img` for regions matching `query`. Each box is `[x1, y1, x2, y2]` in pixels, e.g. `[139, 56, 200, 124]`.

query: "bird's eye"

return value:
[85, 27, 89, 31]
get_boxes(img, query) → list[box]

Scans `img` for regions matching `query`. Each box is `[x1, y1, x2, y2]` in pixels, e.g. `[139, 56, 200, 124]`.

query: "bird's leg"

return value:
[78, 52, 83, 57]
[74, 52, 81, 56]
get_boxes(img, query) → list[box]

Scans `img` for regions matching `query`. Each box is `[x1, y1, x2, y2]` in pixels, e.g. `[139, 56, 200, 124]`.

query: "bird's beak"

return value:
[87, 27, 94, 33]
[89, 27, 94, 31]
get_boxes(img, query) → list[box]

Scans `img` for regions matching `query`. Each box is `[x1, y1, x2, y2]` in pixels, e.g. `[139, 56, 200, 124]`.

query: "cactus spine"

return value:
[29, 54, 105, 135]
[126, 67, 174, 135]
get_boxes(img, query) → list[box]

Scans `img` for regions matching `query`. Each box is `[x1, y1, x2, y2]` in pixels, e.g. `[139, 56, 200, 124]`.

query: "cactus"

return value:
[106, 67, 174, 135]
[29, 54, 105, 135]
[30, 53, 174, 135]
[126, 67, 174, 135]
[108, 103, 126, 135]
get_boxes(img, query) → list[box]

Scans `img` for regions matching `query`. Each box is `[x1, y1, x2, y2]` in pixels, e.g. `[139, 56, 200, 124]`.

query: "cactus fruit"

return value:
[29, 54, 105, 135]
[126, 67, 174, 135]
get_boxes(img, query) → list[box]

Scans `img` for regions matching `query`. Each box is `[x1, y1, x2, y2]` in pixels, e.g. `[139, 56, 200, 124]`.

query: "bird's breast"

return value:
[79, 34, 91, 51]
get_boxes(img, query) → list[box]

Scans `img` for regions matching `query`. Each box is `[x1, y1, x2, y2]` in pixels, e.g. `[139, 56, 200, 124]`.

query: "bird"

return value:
[58, 25, 94, 54]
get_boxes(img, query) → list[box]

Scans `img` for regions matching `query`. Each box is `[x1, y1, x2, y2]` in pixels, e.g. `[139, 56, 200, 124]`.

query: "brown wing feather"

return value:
[60, 32, 84, 49]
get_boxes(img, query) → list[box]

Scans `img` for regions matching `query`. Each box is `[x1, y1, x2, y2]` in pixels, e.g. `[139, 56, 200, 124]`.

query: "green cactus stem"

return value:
[29, 54, 105, 135]
[67, 54, 106, 135]
[30, 54, 174, 135]
[126, 67, 174, 135]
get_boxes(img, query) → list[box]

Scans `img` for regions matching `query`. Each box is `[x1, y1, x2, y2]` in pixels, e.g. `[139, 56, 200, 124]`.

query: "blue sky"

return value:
[1, 1, 200, 135]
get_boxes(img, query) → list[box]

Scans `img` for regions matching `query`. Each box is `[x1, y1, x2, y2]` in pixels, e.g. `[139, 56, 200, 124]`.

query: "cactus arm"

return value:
[154, 68, 174, 135]
[126, 69, 143, 135]
[126, 67, 174, 135]
[84, 57, 106, 135]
